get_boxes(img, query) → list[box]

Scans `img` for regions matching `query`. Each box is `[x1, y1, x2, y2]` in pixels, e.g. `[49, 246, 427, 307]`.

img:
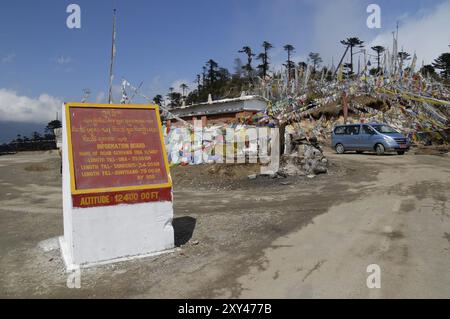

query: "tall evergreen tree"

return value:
[180, 83, 189, 98]
[257, 41, 273, 78]
[420, 65, 436, 78]
[283, 44, 295, 79]
[432, 53, 450, 80]
[167, 87, 181, 108]
[397, 51, 411, 71]
[340, 37, 364, 74]
[196, 74, 201, 94]
[371, 45, 385, 73]
[202, 66, 207, 86]
[238, 46, 256, 81]
[206, 59, 219, 85]
[308, 52, 322, 73]
[45, 120, 62, 136]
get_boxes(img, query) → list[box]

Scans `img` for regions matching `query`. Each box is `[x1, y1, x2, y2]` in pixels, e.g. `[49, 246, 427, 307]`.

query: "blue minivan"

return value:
[332, 123, 410, 155]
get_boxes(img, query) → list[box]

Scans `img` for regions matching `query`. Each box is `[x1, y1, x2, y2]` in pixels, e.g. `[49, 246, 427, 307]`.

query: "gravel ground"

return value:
[0, 149, 449, 298]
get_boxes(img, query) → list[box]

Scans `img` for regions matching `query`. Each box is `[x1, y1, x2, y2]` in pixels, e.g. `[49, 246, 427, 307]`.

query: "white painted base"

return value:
[59, 236, 176, 270]
[64, 200, 175, 266]
[59, 236, 78, 271]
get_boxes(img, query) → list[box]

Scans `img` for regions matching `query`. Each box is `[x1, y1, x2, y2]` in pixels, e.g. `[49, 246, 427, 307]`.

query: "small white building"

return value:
[167, 95, 268, 126]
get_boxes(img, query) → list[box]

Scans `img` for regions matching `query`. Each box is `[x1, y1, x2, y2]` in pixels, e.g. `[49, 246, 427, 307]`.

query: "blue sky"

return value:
[0, 0, 449, 142]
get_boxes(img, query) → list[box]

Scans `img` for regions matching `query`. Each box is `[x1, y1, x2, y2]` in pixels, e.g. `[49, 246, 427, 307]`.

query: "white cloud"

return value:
[297, 0, 450, 68]
[310, 0, 368, 66]
[0, 89, 62, 123]
[1, 53, 15, 64]
[170, 79, 194, 95]
[369, 1, 450, 65]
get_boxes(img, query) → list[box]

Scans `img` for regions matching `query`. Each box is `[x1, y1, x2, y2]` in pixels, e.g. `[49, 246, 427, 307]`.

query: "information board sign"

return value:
[65, 103, 172, 208]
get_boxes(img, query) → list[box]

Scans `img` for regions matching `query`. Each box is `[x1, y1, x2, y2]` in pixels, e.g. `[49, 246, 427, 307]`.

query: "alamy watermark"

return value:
[165, 123, 280, 173]
[66, 4, 380, 30]
[66, 266, 81, 289]
[367, 4, 381, 29]
[366, 264, 381, 289]
[66, 4, 81, 29]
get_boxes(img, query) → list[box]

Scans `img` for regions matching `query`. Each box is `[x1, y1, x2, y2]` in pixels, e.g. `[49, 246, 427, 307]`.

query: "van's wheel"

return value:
[397, 151, 405, 155]
[375, 144, 385, 156]
[335, 144, 345, 154]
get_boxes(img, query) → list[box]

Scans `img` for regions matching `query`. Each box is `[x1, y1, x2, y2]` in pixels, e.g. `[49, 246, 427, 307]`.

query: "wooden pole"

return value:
[342, 91, 348, 124]
[334, 45, 350, 77]
[108, 9, 117, 104]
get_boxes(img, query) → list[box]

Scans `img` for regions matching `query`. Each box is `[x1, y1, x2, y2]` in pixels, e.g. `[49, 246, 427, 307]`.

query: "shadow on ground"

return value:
[173, 216, 196, 247]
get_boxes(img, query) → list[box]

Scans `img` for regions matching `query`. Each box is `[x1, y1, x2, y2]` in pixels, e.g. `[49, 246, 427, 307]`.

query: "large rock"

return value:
[303, 145, 328, 175]
[279, 154, 305, 176]
[279, 143, 328, 177]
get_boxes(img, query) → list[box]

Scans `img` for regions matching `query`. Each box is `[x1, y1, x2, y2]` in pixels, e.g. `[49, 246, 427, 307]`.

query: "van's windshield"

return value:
[371, 125, 398, 134]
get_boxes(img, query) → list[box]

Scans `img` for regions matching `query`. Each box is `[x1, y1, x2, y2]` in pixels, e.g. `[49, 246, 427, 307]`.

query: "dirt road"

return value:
[0, 150, 449, 298]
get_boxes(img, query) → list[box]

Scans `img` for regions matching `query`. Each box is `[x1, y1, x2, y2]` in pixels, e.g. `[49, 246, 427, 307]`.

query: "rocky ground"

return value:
[0, 148, 449, 298]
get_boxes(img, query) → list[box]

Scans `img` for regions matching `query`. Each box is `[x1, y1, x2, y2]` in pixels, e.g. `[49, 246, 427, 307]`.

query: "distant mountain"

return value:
[0, 121, 47, 144]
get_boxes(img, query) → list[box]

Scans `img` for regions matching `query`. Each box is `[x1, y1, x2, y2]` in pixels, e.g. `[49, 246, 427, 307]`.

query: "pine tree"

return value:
[238, 46, 256, 82]
[340, 37, 364, 74]
[371, 46, 385, 73]
[257, 41, 273, 78]
[283, 44, 295, 79]
[432, 53, 450, 80]
[308, 52, 322, 73]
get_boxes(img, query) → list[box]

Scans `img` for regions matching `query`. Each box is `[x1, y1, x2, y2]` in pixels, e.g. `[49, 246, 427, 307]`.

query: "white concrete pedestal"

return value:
[60, 104, 175, 269]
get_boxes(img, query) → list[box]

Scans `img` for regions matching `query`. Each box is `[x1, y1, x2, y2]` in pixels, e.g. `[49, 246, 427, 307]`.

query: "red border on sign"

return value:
[72, 187, 172, 208]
